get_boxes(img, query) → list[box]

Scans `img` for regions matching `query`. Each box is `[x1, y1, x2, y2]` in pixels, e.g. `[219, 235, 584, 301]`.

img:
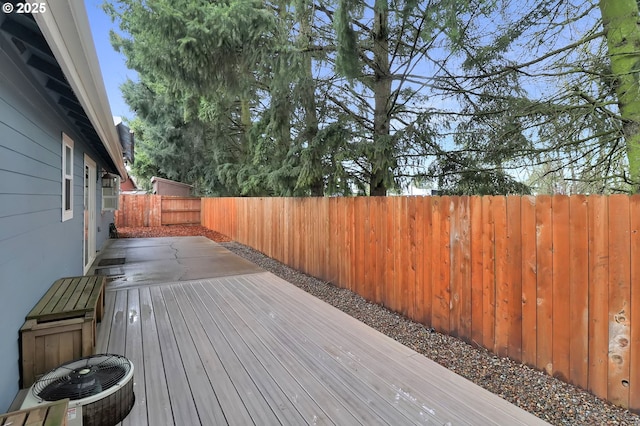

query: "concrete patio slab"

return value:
[89, 236, 264, 289]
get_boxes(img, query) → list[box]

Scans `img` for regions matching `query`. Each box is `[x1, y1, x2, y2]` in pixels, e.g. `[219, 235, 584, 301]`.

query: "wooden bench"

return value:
[20, 276, 105, 388]
[0, 398, 69, 426]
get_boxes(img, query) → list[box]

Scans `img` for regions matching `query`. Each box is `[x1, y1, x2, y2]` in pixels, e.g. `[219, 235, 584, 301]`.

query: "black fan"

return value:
[31, 354, 134, 426]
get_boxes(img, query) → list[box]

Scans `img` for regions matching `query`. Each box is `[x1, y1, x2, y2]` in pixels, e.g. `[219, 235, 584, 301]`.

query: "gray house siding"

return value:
[0, 44, 115, 411]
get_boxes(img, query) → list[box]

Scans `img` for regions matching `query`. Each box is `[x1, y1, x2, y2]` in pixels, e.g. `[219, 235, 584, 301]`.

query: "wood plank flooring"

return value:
[97, 272, 548, 425]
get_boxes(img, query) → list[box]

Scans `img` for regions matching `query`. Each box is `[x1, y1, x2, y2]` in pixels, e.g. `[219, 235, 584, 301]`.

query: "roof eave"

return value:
[33, 0, 127, 179]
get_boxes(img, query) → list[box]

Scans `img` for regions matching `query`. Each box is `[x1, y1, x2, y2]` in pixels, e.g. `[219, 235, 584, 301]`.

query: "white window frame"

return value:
[62, 133, 74, 221]
[101, 175, 120, 211]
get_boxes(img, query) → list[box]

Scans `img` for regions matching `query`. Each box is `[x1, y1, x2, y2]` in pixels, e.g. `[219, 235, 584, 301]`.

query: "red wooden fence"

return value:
[115, 195, 200, 227]
[200, 195, 640, 413]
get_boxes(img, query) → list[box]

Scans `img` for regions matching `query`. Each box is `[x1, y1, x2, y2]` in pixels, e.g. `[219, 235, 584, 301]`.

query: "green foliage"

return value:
[333, 0, 362, 79]
[429, 153, 531, 195]
[108, 0, 638, 197]
[297, 121, 356, 196]
[121, 79, 235, 196]
[430, 0, 638, 194]
[107, 0, 340, 196]
[105, 0, 279, 96]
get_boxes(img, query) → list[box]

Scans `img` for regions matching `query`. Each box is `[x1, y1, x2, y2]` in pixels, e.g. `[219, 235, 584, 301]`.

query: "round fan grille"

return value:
[33, 354, 132, 401]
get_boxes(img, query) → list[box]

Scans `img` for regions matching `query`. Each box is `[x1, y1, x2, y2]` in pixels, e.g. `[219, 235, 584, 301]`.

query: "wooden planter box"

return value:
[20, 276, 105, 388]
[20, 314, 95, 388]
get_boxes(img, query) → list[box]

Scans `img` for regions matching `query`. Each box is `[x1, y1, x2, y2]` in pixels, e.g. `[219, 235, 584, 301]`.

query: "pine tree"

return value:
[329, 0, 490, 195]
[106, 0, 340, 196]
[433, 0, 636, 194]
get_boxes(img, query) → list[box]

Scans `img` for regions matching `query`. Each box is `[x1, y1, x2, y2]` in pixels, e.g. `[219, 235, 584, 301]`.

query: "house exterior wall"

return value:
[0, 45, 114, 411]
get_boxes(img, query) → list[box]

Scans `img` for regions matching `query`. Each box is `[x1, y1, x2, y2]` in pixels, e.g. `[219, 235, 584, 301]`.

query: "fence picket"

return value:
[362, 197, 372, 301]
[399, 197, 409, 316]
[376, 197, 388, 305]
[450, 197, 463, 338]
[588, 196, 609, 399]
[481, 196, 496, 351]
[459, 196, 472, 342]
[440, 196, 452, 334]
[347, 199, 355, 293]
[552, 195, 571, 381]
[386, 198, 397, 311]
[470, 196, 484, 348]
[340, 198, 350, 290]
[414, 197, 425, 323]
[536, 195, 553, 375]
[493, 196, 509, 357]
[430, 197, 445, 332]
[407, 198, 417, 319]
[521, 195, 537, 366]
[569, 195, 589, 389]
[630, 195, 640, 412]
[320, 197, 330, 282]
[507, 196, 522, 361]
[355, 197, 365, 299]
[608, 195, 631, 408]
[422, 197, 433, 327]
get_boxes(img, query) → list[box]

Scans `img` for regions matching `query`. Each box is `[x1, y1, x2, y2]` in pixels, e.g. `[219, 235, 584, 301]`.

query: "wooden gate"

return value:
[161, 196, 201, 225]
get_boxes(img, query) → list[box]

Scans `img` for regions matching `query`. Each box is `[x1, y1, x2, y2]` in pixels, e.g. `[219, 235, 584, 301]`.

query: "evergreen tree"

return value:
[327, 0, 493, 195]
[434, 0, 636, 193]
[106, 0, 340, 196]
[107, 0, 640, 196]
[121, 80, 235, 195]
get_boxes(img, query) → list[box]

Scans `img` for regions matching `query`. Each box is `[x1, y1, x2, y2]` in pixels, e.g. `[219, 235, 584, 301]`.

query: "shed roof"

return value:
[151, 176, 193, 188]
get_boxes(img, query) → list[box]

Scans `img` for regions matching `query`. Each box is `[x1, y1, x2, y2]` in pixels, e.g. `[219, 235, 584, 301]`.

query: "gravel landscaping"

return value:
[117, 226, 639, 425]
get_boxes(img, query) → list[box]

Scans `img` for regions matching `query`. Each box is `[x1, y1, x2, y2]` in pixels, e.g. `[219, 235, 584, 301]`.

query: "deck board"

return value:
[237, 273, 521, 423]
[138, 286, 173, 426]
[209, 277, 421, 424]
[98, 272, 548, 426]
[122, 289, 146, 426]
[170, 285, 256, 426]
[241, 274, 527, 424]
[107, 290, 127, 356]
[149, 287, 201, 425]
[176, 284, 305, 425]
[160, 286, 228, 425]
[95, 288, 114, 351]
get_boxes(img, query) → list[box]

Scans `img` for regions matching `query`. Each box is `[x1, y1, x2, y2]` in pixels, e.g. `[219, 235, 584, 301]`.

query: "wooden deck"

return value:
[97, 272, 548, 425]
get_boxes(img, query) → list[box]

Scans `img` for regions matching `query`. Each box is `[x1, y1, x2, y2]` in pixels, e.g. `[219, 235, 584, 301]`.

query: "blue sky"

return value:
[84, 0, 138, 121]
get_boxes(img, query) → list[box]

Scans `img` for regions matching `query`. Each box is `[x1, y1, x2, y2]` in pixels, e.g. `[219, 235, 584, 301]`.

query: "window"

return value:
[62, 133, 74, 221]
[102, 174, 120, 211]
